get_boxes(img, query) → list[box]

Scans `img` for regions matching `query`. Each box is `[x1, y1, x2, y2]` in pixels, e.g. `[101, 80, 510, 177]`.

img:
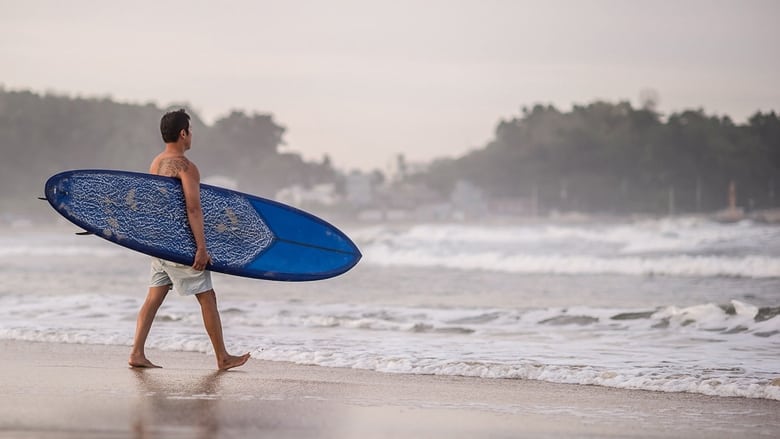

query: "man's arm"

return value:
[178, 160, 211, 271]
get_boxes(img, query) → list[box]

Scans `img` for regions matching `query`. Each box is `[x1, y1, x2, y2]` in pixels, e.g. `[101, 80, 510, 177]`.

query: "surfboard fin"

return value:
[75, 231, 93, 236]
[37, 197, 47, 201]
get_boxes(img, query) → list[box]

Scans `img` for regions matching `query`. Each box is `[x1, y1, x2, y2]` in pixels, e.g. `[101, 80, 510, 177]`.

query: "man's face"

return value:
[183, 123, 193, 150]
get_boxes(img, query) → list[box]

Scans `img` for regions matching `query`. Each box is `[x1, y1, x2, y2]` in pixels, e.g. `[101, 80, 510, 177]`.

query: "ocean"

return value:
[1, 217, 779, 400]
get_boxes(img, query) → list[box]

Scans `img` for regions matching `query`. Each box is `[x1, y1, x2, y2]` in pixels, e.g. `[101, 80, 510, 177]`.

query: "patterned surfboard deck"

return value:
[45, 170, 361, 281]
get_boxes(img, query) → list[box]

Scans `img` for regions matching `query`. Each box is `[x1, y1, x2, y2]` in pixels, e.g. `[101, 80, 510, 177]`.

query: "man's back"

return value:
[150, 153, 194, 178]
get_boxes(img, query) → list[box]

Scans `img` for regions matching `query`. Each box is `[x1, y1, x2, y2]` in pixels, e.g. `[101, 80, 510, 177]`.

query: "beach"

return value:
[1, 340, 778, 438]
[1, 220, 779, 437]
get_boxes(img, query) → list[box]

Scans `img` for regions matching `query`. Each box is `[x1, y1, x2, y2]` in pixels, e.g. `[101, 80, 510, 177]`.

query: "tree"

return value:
[412, 101, 780, 214]
[0, 89, 340, 216]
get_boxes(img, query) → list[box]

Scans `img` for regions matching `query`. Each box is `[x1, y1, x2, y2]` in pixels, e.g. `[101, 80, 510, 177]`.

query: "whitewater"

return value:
[1, 217, 778, 400]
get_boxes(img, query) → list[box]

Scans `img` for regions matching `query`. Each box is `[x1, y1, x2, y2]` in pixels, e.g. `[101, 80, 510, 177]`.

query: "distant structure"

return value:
[639, 87, 660, 112]
[386, 153, 428, 183]
[450, 180, 486, 219]
[275, 184, 338, 208]
[729, 180, 737, 209]
[345, 172, 373, 206]
[714, 179, 745, 222]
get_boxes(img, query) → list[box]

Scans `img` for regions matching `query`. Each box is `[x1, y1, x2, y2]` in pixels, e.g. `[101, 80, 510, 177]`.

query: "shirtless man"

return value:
[128, 109, 250, 370]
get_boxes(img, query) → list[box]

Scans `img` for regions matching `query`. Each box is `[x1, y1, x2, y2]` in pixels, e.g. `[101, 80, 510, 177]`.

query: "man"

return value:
[128, 109, 250, 371]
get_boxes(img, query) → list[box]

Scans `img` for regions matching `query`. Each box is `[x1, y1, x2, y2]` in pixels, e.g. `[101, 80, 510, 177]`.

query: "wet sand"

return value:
[0, 340, 778, 438]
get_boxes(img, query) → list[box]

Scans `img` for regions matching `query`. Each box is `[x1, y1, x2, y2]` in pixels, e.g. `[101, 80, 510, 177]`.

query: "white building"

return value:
[450, 180, 486, 217]
[276, 184, 338, 207]
[345, 172, 373, 206]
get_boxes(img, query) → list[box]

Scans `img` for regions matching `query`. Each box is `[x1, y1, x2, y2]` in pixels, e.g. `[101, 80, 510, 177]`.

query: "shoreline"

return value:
[7, 208, 780, 231]
[1, 340, 778, 438]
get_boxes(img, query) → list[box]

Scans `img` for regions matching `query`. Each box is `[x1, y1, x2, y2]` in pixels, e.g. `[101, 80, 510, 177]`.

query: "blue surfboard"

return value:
[44, 169, 361, 281]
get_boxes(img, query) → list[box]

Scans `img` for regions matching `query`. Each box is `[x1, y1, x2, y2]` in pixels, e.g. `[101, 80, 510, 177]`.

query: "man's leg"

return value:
[129, 285, 170, 368]
[195, 289, 250, 370]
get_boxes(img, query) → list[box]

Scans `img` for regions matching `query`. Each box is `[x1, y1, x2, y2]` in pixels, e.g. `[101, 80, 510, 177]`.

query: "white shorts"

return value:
[149, 257, 213, 296]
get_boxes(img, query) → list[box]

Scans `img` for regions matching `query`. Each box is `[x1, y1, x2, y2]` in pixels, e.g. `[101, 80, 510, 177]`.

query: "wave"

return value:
[1, 294, 777, 341]
[3, 323, 777, 401]
[350, 219, 780, 255]
[249, 350, 780, 401]
[0, 231, 123, 258]
[1, 293, 779, 400]
[0, 245, 122, 257]
[363, 244, 780, 278]
[221, 300, 780, 338]
[350, 220, 780, 279]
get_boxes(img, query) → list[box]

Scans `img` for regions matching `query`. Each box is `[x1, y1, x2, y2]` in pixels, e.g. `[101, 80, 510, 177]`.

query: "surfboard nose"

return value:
[244, 198, 361, 281]
[245, 240, 361, 281]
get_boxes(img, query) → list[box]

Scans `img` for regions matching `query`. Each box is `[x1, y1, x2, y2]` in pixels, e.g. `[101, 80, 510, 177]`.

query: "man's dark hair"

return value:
[160, 109, 191, 143]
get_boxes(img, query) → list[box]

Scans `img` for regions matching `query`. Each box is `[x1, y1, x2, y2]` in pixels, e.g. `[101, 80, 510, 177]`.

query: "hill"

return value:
[0, 88, 338, 215]
[412, 102, 780, 215]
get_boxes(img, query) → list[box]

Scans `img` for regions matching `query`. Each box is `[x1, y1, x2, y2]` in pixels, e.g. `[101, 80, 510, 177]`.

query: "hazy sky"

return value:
[2, 0, 778, 171]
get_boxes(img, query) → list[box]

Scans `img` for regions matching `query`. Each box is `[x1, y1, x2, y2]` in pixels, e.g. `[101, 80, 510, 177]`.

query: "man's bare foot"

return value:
[128, 355, 162, 368]
[218, 353, 251, 371]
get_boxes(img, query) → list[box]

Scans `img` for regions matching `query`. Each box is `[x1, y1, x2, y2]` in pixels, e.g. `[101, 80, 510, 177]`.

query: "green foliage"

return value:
[3, 89, 776, 217]
[414, 101, 780, 214]
[0, 89, 338, 212]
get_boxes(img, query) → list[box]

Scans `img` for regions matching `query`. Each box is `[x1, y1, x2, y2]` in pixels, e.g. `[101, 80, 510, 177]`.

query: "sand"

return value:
[0, 340, 778, 438]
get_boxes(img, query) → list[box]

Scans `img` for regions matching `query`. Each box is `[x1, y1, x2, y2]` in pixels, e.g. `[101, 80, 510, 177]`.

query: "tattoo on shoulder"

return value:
[157, 158, 190, 177]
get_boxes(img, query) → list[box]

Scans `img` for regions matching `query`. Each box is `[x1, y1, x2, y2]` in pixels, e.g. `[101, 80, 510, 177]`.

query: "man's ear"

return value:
[180, 129, 187, 139]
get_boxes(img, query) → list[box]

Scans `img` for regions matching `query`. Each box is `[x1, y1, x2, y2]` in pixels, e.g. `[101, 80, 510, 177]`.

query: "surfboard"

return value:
[44, 169, 361, 281]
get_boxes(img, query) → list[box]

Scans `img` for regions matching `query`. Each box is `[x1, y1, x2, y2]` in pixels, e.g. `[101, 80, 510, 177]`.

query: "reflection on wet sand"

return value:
[131, 369, 225, 439]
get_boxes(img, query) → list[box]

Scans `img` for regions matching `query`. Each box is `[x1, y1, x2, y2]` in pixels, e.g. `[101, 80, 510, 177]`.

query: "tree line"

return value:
[411, 102, 780, 214]
[0, 88, 337, 214]
[3, 88, 778, 217]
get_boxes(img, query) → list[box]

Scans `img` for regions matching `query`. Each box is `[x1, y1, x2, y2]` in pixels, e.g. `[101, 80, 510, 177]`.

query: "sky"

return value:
[2, 0, 779, 172]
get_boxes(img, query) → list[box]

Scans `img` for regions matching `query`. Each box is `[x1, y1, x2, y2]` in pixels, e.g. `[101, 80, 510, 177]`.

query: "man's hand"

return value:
[193, 246, 212, 271]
